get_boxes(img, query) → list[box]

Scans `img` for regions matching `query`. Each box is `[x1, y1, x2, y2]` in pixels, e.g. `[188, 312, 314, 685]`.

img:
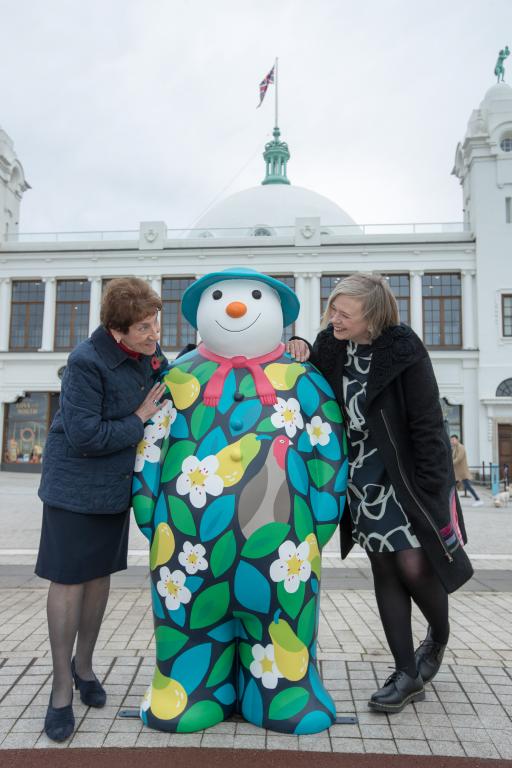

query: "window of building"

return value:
[161, 277, 197, 350]
[101, 277, 124, 293]
[497, 378, 512, 397]
[506, 198, 512, 224]
[500, 136, 512, 152]
[54, 280, 91, 351]
[9, 280, 45, 351]
[440, 398, 462, 440]
[271, 275, 295, 342]
[502, 294, 512, 337]
[2, 392, 59, 472]
[321, 274, 410, 326]
[422, 273, 462, 348]
[320, 275, 348, 315]
[382, 273, 410, 325]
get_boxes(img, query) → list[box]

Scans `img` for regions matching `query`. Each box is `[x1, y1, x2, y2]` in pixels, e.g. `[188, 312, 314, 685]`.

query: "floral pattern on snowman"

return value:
[270, 397, 304, 438]
[132, 276, 348, 736]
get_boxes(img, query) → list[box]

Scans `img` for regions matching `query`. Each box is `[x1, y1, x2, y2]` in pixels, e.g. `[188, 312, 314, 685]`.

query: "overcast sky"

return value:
[2, 0, 511, 233]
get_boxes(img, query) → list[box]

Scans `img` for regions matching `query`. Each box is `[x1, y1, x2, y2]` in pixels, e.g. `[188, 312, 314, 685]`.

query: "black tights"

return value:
[47, 576, 110, 707]
[368, 548, 449, 678]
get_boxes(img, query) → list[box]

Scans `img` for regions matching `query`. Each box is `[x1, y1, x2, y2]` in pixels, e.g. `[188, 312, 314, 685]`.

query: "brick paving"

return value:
[0, 472, 511, 757]
[0, 583, 511, 757]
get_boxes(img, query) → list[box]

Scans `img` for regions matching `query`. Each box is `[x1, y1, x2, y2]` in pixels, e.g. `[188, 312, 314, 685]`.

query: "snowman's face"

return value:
[196, 278, 284, 357]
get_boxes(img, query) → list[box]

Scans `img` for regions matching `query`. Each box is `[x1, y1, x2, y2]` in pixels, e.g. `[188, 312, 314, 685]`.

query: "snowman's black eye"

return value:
[252, 289, 262, 299]
[212, 290, 223, 300]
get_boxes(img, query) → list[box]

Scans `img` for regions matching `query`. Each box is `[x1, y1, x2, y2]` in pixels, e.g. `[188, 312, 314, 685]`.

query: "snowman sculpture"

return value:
[133, 267, 348, 735]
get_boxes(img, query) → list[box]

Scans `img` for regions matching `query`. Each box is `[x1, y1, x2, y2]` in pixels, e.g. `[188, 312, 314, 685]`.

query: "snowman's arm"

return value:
[177, 343, 197, 358]
[161, 344, 198, 375]
[157, 344, 197, 381]
[299, 365, 348, 538]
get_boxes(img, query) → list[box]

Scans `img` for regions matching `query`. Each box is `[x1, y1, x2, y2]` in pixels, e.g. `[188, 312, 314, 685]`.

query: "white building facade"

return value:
[1, 85, 511, 475]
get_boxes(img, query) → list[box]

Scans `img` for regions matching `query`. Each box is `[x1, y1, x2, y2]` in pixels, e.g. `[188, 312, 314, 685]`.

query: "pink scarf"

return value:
[198, 343, 285, 407]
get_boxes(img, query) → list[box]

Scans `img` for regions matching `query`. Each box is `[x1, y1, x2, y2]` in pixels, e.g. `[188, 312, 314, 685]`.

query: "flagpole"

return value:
[275, 57, 279, 127]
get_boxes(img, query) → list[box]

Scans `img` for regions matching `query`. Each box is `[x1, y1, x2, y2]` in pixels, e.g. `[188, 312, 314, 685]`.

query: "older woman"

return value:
[36, 277, 167, 741]
[288, 273, 473, 714]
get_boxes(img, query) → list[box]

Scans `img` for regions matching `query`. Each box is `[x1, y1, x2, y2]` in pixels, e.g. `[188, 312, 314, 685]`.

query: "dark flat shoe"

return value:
[44, 692, 74, 742]
[71, 657, 106, 708]
[368, 669, 425, 713]
[414, 626, 447, 684]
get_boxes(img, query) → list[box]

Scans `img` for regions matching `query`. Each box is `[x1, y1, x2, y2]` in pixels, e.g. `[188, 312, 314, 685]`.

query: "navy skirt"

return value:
[35, 504, 130, 584]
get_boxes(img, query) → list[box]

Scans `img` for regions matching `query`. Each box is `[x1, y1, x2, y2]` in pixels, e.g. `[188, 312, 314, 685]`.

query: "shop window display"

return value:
[2, 393, 59, 471]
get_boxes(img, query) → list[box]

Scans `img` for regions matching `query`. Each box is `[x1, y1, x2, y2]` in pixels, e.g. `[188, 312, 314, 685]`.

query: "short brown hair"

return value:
[320, 272, 399, 340]
[100, 277, 162, 333]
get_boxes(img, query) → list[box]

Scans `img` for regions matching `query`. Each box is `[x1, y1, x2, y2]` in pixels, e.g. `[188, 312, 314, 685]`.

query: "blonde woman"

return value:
[287, 273, 472, 713]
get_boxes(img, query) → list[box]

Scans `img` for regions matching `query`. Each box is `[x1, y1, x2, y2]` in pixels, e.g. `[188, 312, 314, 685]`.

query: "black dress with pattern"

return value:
[343, 340, 420, 553]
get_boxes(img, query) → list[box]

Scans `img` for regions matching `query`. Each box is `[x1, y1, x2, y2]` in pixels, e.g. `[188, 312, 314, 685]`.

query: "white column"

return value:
[150, 276, 164, 345]
[0, 278, 11, 351]
[462, 270, 476, 348]
[190, 275, 202, 345]
[39, 278, 56, 351]
[88, 277, 102, 334]
[309, 272, 322, 338]
[410, 270, 423, 338]
[151, 276, 162, 296]
[293, 273, 307, 337]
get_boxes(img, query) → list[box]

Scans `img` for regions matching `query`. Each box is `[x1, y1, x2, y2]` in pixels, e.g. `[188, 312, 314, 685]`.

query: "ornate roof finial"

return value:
[495, 46, 510, 83]
[261, 125, 291, 185]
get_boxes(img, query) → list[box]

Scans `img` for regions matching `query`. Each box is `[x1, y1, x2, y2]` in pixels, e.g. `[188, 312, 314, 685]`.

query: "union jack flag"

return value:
[257, 65, 275, 108]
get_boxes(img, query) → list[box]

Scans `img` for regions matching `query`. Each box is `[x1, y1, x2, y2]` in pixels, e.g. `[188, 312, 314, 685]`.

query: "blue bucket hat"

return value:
[182, 267, 300, 329]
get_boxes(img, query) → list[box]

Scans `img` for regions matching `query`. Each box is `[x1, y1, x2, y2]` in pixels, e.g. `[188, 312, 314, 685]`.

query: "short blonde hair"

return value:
[320, 273, 400, 340]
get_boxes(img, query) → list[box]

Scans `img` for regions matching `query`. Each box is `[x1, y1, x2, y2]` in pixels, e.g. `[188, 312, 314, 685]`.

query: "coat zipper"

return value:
[380, 409, 453, 563]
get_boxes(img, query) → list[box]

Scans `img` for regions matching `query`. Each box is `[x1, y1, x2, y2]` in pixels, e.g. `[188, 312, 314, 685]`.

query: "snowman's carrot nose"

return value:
[226, 301, 247, 318]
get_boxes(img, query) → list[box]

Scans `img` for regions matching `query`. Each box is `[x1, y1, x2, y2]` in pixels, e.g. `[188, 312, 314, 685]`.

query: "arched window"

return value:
[252, 227, 273, 237]
[496, 378, 512, 396]
[9, 165, 21, 185]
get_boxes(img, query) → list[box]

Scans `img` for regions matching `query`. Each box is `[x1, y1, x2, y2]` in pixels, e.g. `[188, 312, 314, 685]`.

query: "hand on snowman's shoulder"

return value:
[286, 336, 311, 363]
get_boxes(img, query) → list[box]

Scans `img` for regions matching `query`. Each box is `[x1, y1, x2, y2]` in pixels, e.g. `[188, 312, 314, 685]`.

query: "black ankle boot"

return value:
[368, 670, 425, 713]
[71, 657, 106, 707]
[414, 627, 447, 684]
[44, 692, 75, 742]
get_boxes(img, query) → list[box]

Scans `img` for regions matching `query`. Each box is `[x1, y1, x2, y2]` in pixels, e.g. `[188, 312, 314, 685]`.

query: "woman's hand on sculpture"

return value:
[135, 382, 168, 423]
[286, 339, 310, 362]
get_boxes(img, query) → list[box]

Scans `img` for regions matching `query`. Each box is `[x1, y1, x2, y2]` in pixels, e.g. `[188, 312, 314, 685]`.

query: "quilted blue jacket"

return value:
[38, 325, 166, 514]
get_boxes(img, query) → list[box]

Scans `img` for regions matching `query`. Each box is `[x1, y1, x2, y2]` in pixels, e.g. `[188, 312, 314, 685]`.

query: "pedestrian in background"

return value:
[287, 273, 473, 714]
[450, 435, 483, 507]
[36, 277, 167, 742]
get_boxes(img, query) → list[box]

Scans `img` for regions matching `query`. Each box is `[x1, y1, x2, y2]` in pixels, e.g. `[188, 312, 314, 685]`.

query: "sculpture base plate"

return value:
[118, 710, 359, 725]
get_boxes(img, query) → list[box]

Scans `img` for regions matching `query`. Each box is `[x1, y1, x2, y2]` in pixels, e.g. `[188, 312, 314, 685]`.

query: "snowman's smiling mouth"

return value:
[215, 313, 261, 332]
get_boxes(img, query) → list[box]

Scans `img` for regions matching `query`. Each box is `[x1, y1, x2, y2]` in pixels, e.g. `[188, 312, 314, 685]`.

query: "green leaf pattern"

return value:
[132, 348, 347, 735]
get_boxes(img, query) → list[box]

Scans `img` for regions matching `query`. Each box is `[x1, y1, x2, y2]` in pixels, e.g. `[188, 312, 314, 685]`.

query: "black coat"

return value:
[39, 326, 166, 514]
[300, 324, 473, 594]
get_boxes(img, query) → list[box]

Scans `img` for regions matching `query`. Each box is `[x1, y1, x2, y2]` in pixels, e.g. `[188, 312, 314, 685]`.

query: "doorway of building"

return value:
[498, 423, 512, 486]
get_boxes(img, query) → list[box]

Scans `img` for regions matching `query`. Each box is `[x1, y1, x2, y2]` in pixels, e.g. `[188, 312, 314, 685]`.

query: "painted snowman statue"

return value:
[133, 267, 348, 735]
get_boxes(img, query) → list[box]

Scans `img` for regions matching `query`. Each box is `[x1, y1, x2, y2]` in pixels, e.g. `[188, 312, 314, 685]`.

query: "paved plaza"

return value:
[0, 472, 511, 759]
